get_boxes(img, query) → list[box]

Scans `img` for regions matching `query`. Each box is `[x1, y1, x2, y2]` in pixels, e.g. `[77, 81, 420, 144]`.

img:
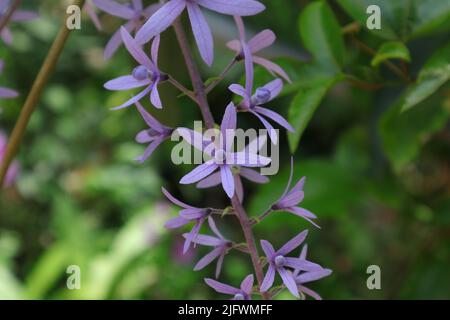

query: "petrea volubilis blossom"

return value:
[227, 16, 291, 83]
[293, 245, 332, 300]
[92, 0, 159, 59]
[184, 217, 232, 278]
[104, 27, 166, 109]
[135, 0, 265, 66]
[0, 60, 17, 99]
[271, 159, 319, 228]
[162, 187, 218, 254]
[0, 131, 19, 187]
[0, 0, 38, 45]
[260, 230, 321, 297]
[205, 274, 254, 300]
[178, 103, 271, 198]
[134, 102, 173, 163]
[229, 78, 294, 143]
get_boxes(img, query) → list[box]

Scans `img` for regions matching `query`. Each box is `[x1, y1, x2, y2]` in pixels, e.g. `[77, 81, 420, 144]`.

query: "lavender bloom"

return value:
[104, 27, 166, 110]
[135, 0, 265, 66]
[271, 159, 320, 228]
[134, 101, 173, 163]
[260, 230, 321, 297]
[162, 187, 215, 254]
[0, 0, 38, 45]
[178, 103, 271, 198]
[184, 217, 232, 278]
[92, 0, 159, 59]
[205, 274, 254, 300]
[0, 60, 18, 99]
[229, 78, 294, 143]
[293, 245, 332, 300]
[0, 131, 19, 187]
[84, 1, 102, 31]
[227, 16, 291, 83]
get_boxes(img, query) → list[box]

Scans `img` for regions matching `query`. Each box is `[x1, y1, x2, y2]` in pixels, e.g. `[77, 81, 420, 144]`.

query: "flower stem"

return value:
[0, 0, 21, 33]
[172, 18, 215, 129]
[0, 0, 86, 187]
[167, 75, 197, 102]
[205, 57, 237, 94]
[231, 195, 270, 300]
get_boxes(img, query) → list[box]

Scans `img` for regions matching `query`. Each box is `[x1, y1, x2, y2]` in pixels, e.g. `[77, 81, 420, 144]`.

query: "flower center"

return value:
[234, 293, 245, 300]
[251, 88, 271, 106]
[132, 65, 151, 81]
[274, 255, 285, 267]
[214, 149, 227, 164]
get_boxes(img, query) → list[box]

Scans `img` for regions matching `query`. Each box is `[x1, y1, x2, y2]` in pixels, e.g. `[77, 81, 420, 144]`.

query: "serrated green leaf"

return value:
[371, 41, 411, 67]
[299, 1, 346, 70]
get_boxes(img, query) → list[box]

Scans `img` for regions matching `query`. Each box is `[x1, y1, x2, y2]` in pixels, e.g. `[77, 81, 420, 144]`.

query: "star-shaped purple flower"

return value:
[104, 27, 166, 110]
[92, 0, 160, 59]
[0, 60, 18, 99]
[227, 16, 291, 83]
[162, 187, 216, 254]
[134, 101, 173, 163]
[135, 0, 265, 66]
[229, 78, 294, 143]
[205, 274, 254, 300]
[260, 230, 321, 297]
[271, 159, 319, 228]
[184, 217, 232, 278]
[0, 0, 38, 45]
[293, 245, 332, 300]
[178, 103, 271, 198]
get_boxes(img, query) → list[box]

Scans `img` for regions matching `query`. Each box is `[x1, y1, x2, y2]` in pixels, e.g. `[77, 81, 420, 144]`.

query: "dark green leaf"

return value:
[371, 41, 411, 67]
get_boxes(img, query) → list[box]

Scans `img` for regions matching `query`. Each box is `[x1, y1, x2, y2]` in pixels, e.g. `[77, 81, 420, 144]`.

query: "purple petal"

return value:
[260, 239, 275, 258]
[261, 78, 283, 102]
[296, 268, 332, 284]
[132, 0, 143, 11]
[176, 128, 213, 155]
[287, 207, 317, 219]
[187, 2, 214, 66]
[239, 168, 269, 184]
[244, 134, 267, 153]
[291, 176, 306, 193]
[194, 246, 223, 270]
[228, 84, 247, 98]
[150, 81, 162, 108]
[260, 265, 275, 292]
[151, 35, 160, 67]
[164, 216, 189, 229]
[253, 106, 294, 132]
[253, 56, 292, 83]
[285, 208, 320, 229]
[180, 161, 219, 184]
[235, 174, 244, 203]
[183, 220, 202, 253]
[215, 253, 225, 278]
[92, 0, 135, 19]
[196, 171, 221, 188]
[135, 101, 164, 131]
[277, 230, 308, 256]
[232, 152, 271, 167]
[226, 39, 241, 52]
[299, 285, 322, 300]
[161, 187, 194, 209]
[1, 28, 12, 45]
[277, 190, 304, 208]
[186, 233, 223, 247]
[196, 0, 265, 16]
[299, 244, 308, 260]
[248, 29, 275, 53]
[280, 157, 294, 199]
[84, 3, 102, 31]
[221, 103, 236, 151]
[135, 0, 186, 44]
[205, 278, 240, 295]
[284, 258, 321, 272]
[180, 208, 206, 219]
[135, 138, 163, 163]
[250, 110, 278, 143]
[220, 165, 235, 198]
[143, 3, 161, 17]
[104, 75, 151, 90]
[0, 87, 18, 98]
[111, 84, 153, 110]
[121, 27, 155, 69]
[240, 274, 254, 294]
[11, 10, 39, 21]
[278, 268, 299, 297]
[208, 216, 225, 239]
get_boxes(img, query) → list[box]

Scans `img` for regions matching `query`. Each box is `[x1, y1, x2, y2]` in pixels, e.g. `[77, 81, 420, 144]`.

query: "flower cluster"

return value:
[94, 0, 331, 299]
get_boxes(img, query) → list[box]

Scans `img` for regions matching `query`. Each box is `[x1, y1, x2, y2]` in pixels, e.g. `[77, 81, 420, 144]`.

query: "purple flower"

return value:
[162, 187, 215, 254]
[205, 274, 254, 300]
[178, 103, 271, 198]
[0, 131, 19, 187]
[92, 0, 160, 59]
[227, 16, 291, 83]
[271, 159, 319, 228]
[293, 245, 332, 300]
[260, 230, 321, 297]
[134, 101, 173, 163]
[0, 0, 38, 45]
[229, 78, 294, 143]
[104, 27, 166, 110]
[135, 0, 265, 66]
[184, 217, 232, 278]
[84, 2, 102, 31]
[0, 60, 18, 99]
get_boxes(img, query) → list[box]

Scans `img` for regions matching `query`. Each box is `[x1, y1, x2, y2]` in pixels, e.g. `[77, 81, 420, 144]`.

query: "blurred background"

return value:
[0, 0, 449, 299]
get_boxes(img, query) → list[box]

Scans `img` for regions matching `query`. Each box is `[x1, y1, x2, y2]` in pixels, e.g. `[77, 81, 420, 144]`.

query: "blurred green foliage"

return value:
[0, 0, 449, 299]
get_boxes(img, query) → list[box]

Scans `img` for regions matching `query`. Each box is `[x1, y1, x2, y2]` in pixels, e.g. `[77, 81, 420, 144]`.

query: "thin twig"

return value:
[0, 0, 21, 33]
[0, 0, 86, 186]
[205, 57, 237, 94]
[167, 75, 198, 102]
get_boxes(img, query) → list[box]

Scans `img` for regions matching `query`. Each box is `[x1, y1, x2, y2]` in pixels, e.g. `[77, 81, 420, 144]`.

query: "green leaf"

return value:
[400, 43, 450, 112]
[299, 1, 346, 70]
[288, 77, 337, 152]
[371, 41, 411, 67]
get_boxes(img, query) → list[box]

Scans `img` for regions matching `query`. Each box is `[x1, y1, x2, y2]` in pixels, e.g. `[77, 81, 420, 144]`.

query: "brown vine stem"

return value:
[0, 0, 21, 33]
[0, 0, 86, 186]
[172, 18, 215, 129]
